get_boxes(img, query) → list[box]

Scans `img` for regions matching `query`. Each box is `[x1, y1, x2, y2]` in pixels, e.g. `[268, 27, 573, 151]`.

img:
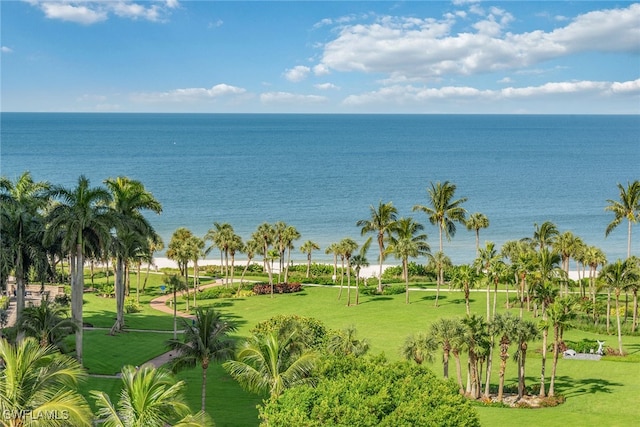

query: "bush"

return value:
[382, 284, 406, 295]
[124, 297, 142, 314]
[260, 356, 480, 426]
[252, 282, 302, 295]
[251, 314, 328, 350]
[198, 286, 236, 300]
[54, 293, 71, 307]
[0, 296, 9, 310]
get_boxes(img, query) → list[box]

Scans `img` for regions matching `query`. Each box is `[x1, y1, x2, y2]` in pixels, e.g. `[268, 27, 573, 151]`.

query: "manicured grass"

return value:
[81, 278, 640, 426]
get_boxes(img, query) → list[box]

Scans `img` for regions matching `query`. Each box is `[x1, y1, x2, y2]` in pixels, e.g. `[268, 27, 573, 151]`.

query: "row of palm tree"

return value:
[1, 173, 163, 365]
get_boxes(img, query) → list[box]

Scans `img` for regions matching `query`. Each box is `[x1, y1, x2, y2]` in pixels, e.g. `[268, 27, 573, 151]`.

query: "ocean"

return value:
[1, 113, 638, 265]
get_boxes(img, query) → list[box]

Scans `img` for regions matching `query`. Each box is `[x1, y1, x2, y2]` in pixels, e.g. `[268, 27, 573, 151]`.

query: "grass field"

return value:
[81, 273, 640, 426]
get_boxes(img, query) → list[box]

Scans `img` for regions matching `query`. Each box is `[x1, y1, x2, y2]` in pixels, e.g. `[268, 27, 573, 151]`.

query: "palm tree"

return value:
[325, 242, 340, 283]
[605, 180, 640, 258]
[547, 298, 577, 397]
[167, 307, 237, 412]
[0, 337, 92, 426]
[326, 326, 370, 357]
[466, 212, 489, 255]
[429, 317, 465, 383]
[512, 318, 539, 399]
[427, 250, 452, 307]
[553, 231, 583, 296]
[401, 332, 437, 365]
[205, 222, 234, 286]
[338, 238, 358, 306]
[461, 315, 490, 399]
[240, 237, 260, 286]
[223, 331, 318, 400]
[492, 312, 518, 402]
[275, 223, 300, 284]
[475, 241, 501, 321]
[45, 175, 113, 364]
[18, 299, 78, 350]
[600, 259, 638, 355]
[356, 201, 399, 293]
[253, 222, 275, 291]
[167, 228, 199, 312]
[105, 176, 162, 334]
[226, 232, 243, 294]
[351, 237, 372, 306]
[583, 245, 607, 317]
[92, 364, 212, 427]
[413, 180, 467, 253]
[0, 172, 50, 324]
[299, 240, 320, 278]
[386, 217, 430, 304]
[451, 264, 477, 316]
[142, 234, 164, 293]
[163, 274, 186, 340]
[529, 221, 559, 251]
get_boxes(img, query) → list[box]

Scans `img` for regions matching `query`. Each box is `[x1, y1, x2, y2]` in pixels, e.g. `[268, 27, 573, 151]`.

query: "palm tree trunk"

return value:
[73, 243, 84, 365]
[549, 325, 560, 397]
[483, 343, 494, 398]
[338, 257, 345, 300]
[377, 238, 384, 293]
[201, 366, 208, 412]
[110, 256, 125, 335]
[306, 253, 311, 278]
[404, 259, 410, 304]
[616, 291, 623, 355]
[539, 327, 547, 397]
[607, 287, 611, 334]
[453, 350, 464, 394]
[346, 260, 352, 307]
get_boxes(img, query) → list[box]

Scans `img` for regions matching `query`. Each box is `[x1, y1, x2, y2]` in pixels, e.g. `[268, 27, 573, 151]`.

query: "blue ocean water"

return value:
[1, 113, 638, 264]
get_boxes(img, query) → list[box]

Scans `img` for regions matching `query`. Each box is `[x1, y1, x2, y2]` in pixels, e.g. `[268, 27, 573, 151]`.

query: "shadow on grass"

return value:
[556, 375, 624, 398]
[625, 343, 640, 355]
[365, 296, 394, 303]
[420, 294, 447, 302]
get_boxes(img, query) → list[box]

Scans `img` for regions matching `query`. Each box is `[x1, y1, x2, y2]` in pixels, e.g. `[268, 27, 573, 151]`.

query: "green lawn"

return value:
[82, 280, 640, 426]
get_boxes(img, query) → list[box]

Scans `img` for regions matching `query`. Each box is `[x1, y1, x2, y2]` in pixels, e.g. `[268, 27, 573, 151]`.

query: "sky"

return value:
[1, 0, 639, 114]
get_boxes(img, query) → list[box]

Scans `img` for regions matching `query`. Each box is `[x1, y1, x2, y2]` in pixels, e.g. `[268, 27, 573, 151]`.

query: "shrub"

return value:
[382, 284, 406, 295]
[54, 293, 71, 307]
[124, 297, 142, 314]
[252, 282, 302, 295]
[198, 287, 236, 300]
[0, 296, 9, 310]
[251, 314, 327, 350]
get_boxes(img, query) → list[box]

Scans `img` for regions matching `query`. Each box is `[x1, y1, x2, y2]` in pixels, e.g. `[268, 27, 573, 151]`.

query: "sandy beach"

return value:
[150, 257, 393, 279]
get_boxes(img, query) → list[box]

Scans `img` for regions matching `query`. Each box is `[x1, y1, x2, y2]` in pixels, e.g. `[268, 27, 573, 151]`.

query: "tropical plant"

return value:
[325, 242, 340, 282]
[386, 217, 430, 304]
[427, 250, 452, 307]
[166, 307, 237, 412]
[402, 332, 437, 365]
[450, 264, 477, 316]
[605, 180, 640, 258]
[326, 326, 370, 357]
[356, 201, 399, 293]
[253, 222, 276, 291]
[299, 240, 320, 278]
[223, 331, 318, 400]
[491, 312, 519, 402]
[547, 297, 577, 397]
[512, 318, 539, 399]
[429, 317, 465, 383]
[0, 172, 51, 326]
[18, 299, 78, 350]
[0, 337, 92, 427]
[45, 175, 114, 364]
[351, 237, 372, 306]
[466, 212, 489, 254]
[600, 259, 639, 355]
[167, 228, 200, 311]
[204, 222, 234, 285]
[412, 180, 467, 253]
[91, 364, 212, 427]
[163, 274, 187, 340]
[338, 238, 358, 306]
[461, 315, 490, 399]
[105, 176, 162, 334]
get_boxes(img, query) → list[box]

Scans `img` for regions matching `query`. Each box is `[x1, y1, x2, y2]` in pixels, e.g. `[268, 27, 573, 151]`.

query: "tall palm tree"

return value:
[461, 314, 490, 399]
[167, 228, 199, 312]
[605, 180, 640, 258]
[18, 299, 78, 350]
[357, 202, 399, 293]
[512, 318, 539, 399]
[451, 264, 477, 316]
[547, 298, 577, 397]
[529, 221, 559, 251]
[240, 237, 260, 286]
[205, 222, 234, 286]
[466, 212, 490, 255]
[253, 222, 275, 291]
[338, 238, 358, 306]
[386, 217, 430, 304]
[492, 312, 518, 402]
[553, 231, 583, 295]
[167, 307, 237, 412]
[163, 274, 186, 340]
[92, 364, 212, 427]
[600, 259, 638, 355]
[583, 245, 607, 315]
[0, 172, 50, 323]
[105, 176, 162, 333]
[427, 250, 452, 307]
[226, 232, 243, 293]
[299, 240, 320, 278]
[0, 337, 92, 426]
[325, 242, 340, 283]
[412, 180, 467, 253]
[45, 175, 113, 364]
[223, 331, 318, 400]
[142, 233, 164, 293]
[282, 225, 300, 284]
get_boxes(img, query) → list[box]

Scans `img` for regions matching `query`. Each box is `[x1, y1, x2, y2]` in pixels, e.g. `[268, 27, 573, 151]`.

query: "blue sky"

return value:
[1, 0, 639, 113]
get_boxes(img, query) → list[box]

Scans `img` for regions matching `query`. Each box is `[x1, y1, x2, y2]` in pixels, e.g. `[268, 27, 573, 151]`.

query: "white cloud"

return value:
[25, 0, 179, 24]
[498, 77, 513, 84]
[314, 83, 340, 90]
[132, 84, 247, 103]
[342, 78, 639, 107]
[284, 65, 311, 82]
[316, 4, 640, 82]
[1, 46, 13, 53]
[260, 92, 328, 104]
